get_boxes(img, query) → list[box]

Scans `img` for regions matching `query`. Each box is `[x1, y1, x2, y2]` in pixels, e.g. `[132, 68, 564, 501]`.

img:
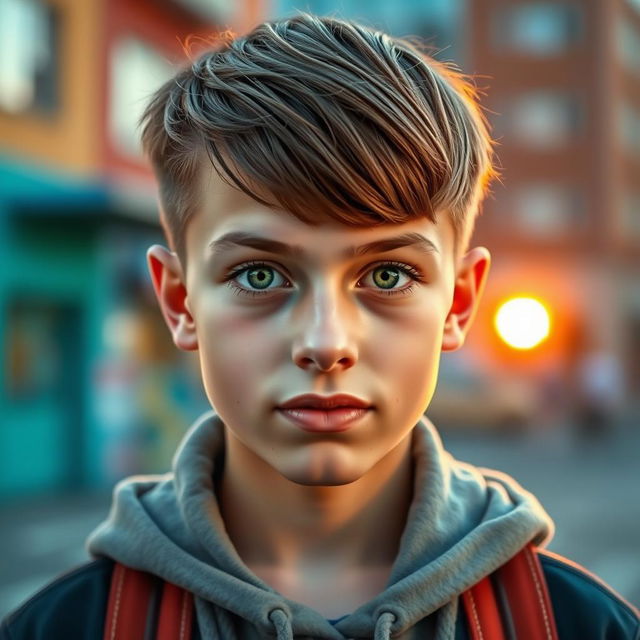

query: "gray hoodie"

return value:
[87, 411, 554, 640]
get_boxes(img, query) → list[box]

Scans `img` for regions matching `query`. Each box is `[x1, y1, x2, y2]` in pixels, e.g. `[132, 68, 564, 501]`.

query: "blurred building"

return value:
[465, 0, 640, 426]
[0, 0, 264, 498]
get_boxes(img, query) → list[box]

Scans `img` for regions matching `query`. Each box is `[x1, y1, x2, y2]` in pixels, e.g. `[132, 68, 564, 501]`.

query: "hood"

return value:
[87, 411, 554, 640]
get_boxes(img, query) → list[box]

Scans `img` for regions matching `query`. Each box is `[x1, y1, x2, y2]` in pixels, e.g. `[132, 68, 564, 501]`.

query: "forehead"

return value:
[186, 164, 454, 264]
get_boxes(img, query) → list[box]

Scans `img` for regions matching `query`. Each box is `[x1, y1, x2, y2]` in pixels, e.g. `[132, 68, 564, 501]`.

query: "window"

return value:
[510, 92, 581, 149]
[6, 301, 63, 400]
[494, 3, 582, 56]
[617, 102, 640, 157]
[616, 20, 640, 76]
[172, 0, 233, 21]
[513, 184, 582, 235]
[628, 0, 640, 14]
[622, 192, 640, 237]
[109, 37, 175, 159]
[0, 0, 59, 114]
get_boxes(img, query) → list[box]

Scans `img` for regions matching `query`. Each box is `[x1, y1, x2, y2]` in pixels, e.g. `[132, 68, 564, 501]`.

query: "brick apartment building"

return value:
[463, 0, 640, 416]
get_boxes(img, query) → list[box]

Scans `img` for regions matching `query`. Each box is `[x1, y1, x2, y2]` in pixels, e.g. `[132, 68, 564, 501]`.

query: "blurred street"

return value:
[1, 418, 639, 620]
[442, 417, 640, 611]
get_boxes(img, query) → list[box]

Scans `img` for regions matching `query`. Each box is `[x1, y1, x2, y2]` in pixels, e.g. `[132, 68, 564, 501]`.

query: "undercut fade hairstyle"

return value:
[140, 13, 498, 266]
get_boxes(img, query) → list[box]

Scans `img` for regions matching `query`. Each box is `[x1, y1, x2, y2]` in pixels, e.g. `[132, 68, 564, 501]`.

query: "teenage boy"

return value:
[2, 13, 638, 640]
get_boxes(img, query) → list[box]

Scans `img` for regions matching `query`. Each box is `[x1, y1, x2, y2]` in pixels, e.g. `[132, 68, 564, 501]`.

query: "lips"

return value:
[277, 393, 372, 410]
[278, 407, 370, 432]
[277, 394, 372, 433]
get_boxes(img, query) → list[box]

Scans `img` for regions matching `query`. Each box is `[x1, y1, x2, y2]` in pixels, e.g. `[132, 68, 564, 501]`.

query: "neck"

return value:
[218, 431, 415, 572]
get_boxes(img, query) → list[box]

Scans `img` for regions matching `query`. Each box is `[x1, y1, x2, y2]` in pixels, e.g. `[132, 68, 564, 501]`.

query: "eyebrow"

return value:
[207, 231, 439, 260]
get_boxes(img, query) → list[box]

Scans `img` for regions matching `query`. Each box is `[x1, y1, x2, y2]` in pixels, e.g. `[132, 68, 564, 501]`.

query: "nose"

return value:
[291, 284, 359, 373]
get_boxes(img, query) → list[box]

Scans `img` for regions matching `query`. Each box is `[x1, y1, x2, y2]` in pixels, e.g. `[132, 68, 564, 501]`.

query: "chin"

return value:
[276, 453, 368, 487]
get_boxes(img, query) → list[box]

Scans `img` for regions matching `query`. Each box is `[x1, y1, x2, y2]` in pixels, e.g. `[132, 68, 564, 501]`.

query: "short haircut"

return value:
[139, 13, 497, 265]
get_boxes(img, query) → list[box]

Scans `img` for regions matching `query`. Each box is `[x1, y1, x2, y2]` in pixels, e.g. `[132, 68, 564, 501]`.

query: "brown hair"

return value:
[140, 13, 497, 265]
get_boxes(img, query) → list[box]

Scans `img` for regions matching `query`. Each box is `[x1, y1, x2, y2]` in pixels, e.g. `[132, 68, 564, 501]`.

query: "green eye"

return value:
[371, 266, 401, 289]
[246, 267, 275, 289]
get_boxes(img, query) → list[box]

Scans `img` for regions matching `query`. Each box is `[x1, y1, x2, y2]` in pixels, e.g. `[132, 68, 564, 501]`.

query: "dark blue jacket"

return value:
[1, 550, 639, 639]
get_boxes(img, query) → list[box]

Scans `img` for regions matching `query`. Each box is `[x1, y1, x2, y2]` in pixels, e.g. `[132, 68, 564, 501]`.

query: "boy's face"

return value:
[149, 168, 490, 486]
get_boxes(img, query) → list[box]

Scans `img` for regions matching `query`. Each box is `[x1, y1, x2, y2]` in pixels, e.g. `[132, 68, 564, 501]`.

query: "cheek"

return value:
[193, 296, 281, 407]
[370, 303, 445, 365]
[372, 307, 446, 407]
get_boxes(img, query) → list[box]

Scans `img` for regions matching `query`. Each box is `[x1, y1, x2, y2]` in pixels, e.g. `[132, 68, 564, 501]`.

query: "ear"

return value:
[146, 245, 198, 351]
[441, 247, 491, 352]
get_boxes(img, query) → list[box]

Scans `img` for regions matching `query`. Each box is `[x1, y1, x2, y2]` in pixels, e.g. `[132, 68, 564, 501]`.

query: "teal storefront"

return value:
[0, 157, 208, 499]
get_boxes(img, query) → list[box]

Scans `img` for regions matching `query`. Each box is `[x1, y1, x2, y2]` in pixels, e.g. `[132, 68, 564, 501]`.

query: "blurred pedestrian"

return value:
[575, 347, 624, 441]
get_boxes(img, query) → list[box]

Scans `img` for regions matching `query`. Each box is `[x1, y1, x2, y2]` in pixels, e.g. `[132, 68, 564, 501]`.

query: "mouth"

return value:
[277, 393, 372, 411]
[276, 394, 373, 433]
[277, 407, 371, 433]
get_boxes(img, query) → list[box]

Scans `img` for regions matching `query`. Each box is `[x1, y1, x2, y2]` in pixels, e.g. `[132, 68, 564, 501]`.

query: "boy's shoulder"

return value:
[536, 548, 640, 639]
[0, 556, 114, 640]
[1, 550, 638, 639]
